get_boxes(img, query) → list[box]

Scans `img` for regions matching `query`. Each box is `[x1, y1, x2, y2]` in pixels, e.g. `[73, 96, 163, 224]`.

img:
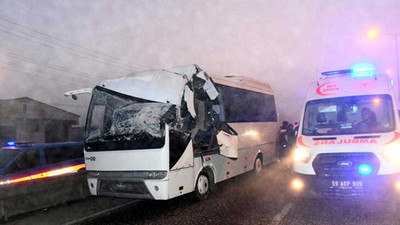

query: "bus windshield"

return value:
[302, 94, 395, 136]
[85, 87, 173, 151]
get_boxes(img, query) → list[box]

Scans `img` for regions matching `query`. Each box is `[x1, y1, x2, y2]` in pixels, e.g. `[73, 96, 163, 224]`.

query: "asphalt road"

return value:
[78, 160, 400, 225]
[8, 160, 400, 225]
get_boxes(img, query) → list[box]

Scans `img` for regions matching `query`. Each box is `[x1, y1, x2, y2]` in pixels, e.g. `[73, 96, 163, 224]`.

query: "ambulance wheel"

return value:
[194, 172, 210, 200]
[254, 157, 263, 175]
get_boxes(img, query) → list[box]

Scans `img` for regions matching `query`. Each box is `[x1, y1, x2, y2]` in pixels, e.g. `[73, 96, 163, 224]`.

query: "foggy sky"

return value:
[0, 0, 399, 125]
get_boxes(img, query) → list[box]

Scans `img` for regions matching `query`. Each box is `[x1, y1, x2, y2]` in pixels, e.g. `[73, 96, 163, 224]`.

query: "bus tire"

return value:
[194, 172, 210, 200]
[254, 156, 263, 175]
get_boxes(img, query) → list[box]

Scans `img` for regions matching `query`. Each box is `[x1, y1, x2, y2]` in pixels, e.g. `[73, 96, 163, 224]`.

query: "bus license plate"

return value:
[330, 180, 363, 188]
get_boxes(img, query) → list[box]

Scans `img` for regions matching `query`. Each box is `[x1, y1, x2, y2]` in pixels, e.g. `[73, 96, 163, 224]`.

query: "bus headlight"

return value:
[144, 171, 167, 179]
[293, 148, 311, 163]
[382, 144, 400, 163]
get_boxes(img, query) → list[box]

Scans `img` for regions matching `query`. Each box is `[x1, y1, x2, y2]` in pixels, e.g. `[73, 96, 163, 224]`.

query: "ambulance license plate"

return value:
[330, 180, 363, 188]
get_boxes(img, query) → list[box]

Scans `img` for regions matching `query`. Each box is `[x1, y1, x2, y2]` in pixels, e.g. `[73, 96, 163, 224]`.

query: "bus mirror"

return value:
[64, 88, 92, 100]
[217, 130, 239, 159]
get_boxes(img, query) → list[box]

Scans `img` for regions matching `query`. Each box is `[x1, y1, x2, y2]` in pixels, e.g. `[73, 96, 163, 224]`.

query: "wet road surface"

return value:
[80, 160, 400, 225]
[6, 160, 400, 225]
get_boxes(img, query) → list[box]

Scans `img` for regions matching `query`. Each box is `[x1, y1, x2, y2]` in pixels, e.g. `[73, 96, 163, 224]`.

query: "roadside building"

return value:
[0, 97, 80, 145]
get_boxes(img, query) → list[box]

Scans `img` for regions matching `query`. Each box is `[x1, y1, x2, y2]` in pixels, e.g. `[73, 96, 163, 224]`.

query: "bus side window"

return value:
[217, 84, 277, 123]
[6, 150, 41, 174]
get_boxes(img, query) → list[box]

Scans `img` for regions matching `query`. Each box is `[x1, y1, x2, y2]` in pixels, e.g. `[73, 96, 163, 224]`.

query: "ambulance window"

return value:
[302, 94, 395, 136]
[6, 149, 41, 174]
[350, 105, 358, 114]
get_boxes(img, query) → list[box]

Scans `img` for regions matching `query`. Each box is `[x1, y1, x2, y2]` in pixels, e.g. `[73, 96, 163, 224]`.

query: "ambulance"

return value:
[291, 63, 400, 198]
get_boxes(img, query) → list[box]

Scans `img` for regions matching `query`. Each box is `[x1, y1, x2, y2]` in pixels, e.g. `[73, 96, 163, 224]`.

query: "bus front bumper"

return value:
[87, 177, 169, 200]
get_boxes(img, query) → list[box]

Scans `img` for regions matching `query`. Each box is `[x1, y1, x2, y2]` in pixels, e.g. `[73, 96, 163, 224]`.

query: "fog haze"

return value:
[0, 0, 399, 124]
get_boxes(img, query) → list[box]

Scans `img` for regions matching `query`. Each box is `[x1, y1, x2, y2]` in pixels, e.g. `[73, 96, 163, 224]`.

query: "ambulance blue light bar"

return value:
[7, 141, 16, 146]
[351, 63, 376, 78]
[321, 69, 352, 76]
[352, 67, 375, 73]
[321, 63, 376, 78]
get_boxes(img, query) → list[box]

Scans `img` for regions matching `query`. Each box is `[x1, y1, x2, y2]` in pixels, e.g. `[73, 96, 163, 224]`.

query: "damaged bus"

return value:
[81, 65, 279, 200]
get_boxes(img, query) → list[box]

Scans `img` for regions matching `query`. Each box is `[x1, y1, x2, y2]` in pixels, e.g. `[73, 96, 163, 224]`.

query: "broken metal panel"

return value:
[171, 140, 194, 170]
[189, 70, 226, 155]
[194, 100, 207, 131]
[102, 72, 184, 106]
[203, 79, 219, 100]
[196, 71, 207, 80]
[212, 105, 220, 114]
[217, 131, 239, 159]
[191, 75, 221, 129]
[101, 65, 199, 106]
[167, 64, 198, 80]
[184, 85, 196, 118]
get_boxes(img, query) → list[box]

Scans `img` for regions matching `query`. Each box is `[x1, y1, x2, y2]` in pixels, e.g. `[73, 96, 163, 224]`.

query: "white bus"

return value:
[83, 65, 279, 200]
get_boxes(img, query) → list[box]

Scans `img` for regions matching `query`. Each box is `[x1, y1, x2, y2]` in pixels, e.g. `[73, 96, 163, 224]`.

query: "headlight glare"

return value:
[291, 178, 304, 191]
[293, 147, 311, 163]
[383, 144, 400, 163]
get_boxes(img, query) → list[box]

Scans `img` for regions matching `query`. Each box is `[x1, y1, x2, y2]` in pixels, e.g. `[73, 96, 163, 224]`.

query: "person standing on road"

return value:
[277, 121, 290, 159]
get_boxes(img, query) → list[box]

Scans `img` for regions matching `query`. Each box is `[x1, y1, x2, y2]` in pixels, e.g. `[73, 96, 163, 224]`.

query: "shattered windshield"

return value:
[85, 87, 173, 151]
[302, 94, 395, 136]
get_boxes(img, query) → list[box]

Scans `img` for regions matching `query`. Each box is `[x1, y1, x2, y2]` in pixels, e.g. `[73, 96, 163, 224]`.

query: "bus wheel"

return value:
[254, 157, 263, 174]
[195, 172, 210, 200]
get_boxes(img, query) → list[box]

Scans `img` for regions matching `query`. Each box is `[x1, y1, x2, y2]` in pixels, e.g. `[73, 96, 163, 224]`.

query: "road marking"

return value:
[270, 203, 294, 225]
[62, 199, 137, 225]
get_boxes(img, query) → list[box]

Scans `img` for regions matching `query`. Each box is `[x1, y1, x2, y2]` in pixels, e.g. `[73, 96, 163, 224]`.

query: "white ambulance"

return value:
[291, 64, 400, 198]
